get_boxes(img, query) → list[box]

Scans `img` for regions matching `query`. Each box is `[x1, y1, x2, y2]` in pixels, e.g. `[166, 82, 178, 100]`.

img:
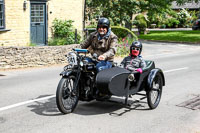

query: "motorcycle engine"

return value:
[80, 72, 96, 101]
[83, 60, 96, 72]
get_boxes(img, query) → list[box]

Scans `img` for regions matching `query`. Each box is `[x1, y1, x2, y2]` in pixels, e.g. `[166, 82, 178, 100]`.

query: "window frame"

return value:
[0, 0, 5, 29]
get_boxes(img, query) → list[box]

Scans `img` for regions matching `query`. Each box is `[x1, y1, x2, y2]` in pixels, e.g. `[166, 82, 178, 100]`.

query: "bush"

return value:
[165, 18, 180, 28]
[116, 37, 136, 57]
[49, 19, 81, 45]
[148, 13, 167, 28]
[135, 14, 146, 21]
[111, 26, 137, 40]
[137, 19, 147, 29]
[160, 24, 166, 29]
[177, 8, 192, 28]
[190, 10, 198, 23]
[147, 9, 194, 28]
[48, 37, 68, 46]
[133, 14, 147, 34]
[112, 27, 137, 57]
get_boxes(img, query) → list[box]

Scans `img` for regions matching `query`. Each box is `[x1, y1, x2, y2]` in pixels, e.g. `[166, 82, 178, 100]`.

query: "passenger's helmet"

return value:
[97, 17, 110, 30]
[130, 41, 142, 56]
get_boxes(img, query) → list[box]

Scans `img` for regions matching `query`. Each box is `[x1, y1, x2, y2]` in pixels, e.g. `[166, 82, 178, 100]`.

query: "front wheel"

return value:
[56, 76, 79, 114]
[147, 73, 163, 109]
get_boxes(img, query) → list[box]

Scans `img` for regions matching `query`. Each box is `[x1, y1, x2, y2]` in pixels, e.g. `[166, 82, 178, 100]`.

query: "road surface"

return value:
[0, 42, 200, 133]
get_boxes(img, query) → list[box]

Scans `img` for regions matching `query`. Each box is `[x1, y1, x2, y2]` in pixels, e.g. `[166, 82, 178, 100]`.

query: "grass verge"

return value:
[138, 30, 200, 44]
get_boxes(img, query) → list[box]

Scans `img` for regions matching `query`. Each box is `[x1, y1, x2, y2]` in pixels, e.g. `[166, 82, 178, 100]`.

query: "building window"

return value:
[0, 0, 5, 29]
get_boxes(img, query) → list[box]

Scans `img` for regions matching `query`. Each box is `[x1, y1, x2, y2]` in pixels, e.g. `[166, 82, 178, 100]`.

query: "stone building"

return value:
[171, 1, 200, 11]
[0, 0, 85, 46]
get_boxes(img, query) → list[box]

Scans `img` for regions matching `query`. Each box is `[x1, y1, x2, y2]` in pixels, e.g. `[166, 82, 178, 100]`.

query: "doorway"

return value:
[30, 2, 47, 45]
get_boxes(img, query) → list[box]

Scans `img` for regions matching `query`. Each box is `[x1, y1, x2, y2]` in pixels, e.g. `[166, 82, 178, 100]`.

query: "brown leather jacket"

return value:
[80, 31, 118, 61]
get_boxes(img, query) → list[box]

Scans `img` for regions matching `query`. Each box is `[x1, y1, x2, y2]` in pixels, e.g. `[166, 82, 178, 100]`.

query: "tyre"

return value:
[56, 76, 79, 114]
[147, 73, 163, 109]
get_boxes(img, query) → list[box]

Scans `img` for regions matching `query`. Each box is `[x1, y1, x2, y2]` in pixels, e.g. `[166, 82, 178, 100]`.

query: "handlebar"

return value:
[73, 48, 88, 53]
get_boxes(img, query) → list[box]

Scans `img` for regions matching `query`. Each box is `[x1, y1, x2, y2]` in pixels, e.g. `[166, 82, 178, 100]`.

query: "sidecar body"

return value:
[96, 60, 165, 109]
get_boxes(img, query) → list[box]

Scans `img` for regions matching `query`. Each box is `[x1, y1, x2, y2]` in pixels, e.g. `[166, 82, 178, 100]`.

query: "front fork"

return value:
[73, 69, 81, 93]
[60, 69, 81, 94]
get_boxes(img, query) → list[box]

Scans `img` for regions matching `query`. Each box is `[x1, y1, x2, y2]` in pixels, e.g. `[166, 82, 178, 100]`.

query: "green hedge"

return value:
[111, 26, 137, 40]
[87, 26, 137, 40]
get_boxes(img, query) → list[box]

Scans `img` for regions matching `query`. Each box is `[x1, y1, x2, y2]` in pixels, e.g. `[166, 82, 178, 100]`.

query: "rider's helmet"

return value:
[97, 17, 110, 30]
[130, 41, 142, 57]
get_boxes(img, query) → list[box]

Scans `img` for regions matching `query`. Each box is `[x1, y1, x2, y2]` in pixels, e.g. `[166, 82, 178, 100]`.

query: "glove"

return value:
[136, 68, 143, 74]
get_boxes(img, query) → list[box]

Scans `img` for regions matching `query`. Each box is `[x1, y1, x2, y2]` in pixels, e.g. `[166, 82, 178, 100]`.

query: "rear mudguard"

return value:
[147, 68, 165, 89]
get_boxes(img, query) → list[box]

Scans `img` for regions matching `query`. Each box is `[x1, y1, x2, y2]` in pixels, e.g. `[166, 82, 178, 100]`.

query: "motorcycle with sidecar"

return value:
[56, 48, 165, 114]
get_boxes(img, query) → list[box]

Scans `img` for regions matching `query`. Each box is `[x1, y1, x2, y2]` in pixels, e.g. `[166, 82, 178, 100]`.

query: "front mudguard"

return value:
[147, 68, 165, 90]
[60, 70, 74, 77]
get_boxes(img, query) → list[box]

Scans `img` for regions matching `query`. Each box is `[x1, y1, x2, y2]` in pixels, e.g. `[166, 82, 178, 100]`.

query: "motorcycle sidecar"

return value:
[96, 60, 165, 109]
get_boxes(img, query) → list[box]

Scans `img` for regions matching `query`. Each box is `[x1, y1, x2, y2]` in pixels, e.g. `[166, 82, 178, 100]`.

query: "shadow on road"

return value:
[27, 95, 62, 116]
[74, 97, 149, 116]
[28, 95, 150, 117]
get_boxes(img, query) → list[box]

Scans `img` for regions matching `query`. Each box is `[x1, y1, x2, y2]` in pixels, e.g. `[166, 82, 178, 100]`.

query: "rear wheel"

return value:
[147, 73, 163, 109]
[56, 76, 79, 114]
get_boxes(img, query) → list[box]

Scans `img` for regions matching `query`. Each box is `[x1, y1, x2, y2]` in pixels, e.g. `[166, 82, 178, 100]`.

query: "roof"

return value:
[171, 1, 200, 9]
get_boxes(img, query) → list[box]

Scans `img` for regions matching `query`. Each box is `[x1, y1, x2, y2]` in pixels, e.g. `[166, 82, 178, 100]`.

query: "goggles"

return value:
[132, 47, 140, 51]
[98, 26, 107, 29]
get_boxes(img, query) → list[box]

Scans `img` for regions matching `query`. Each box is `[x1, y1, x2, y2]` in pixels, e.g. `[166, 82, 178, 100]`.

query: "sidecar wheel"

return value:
[147, 73, 163, 109]
[56, 76, 79, 114]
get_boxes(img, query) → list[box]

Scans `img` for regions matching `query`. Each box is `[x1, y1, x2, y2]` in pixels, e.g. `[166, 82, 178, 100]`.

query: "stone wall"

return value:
[0, 44, 78, 70]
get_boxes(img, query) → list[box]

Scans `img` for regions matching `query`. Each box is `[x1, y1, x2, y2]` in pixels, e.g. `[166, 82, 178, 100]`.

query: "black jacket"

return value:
[120, 55, 146, 71]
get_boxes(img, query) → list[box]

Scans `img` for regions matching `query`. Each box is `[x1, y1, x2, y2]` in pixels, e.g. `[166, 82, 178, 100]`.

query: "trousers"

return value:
[85, 58, 112, 72]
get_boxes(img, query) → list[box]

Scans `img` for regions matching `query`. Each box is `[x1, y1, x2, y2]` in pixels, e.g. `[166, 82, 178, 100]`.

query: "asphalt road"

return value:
[0, 42, 200, 133]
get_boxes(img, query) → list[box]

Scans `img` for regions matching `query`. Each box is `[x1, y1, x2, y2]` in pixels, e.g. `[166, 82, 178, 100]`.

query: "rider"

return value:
[120, 41, 146, 73]
[80, 17, 118, 72]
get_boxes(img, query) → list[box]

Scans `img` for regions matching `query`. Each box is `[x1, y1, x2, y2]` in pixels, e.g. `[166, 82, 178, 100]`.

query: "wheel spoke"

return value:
[69, 79, 73, 91]
[150, 91, 157, 104]
[150, 81, 160, 104]
[147, 73, 163, 109]
[61, 77, 78, 109]
[63, 92, 67, 99]
[56, 76, 79, 114]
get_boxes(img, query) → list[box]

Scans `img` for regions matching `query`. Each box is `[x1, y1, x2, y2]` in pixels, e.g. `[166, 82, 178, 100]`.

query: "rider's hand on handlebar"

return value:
[98, 55, 105, 60]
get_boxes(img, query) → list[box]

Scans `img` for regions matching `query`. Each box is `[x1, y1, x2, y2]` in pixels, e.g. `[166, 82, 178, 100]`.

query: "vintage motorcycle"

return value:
[56, 48, 165, 114]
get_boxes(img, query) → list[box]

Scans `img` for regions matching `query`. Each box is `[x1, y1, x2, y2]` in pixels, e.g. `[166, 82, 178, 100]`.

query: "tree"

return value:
[86, 0, 141, 29]
[85, 0, 199, 29]
[86, 0, 174, 29]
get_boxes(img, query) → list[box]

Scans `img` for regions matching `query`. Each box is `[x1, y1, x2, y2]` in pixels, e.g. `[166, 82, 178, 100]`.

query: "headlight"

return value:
[67, 52, 78, 66]
[80, 61, 83, 66]
[128, 73, 135, 81]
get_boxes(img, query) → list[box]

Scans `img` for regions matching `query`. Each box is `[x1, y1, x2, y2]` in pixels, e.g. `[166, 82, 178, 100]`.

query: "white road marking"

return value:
[164, 67, 188, 73]
[0, 95, 55, 112]
[0, 67, 189, 112]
